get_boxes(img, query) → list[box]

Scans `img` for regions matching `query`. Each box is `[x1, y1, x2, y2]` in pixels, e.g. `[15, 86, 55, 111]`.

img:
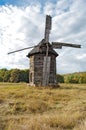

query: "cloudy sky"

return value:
[0, 0, 86, 74]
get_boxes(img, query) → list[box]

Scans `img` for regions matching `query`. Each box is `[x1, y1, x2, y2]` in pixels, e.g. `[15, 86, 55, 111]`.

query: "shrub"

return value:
[57, 74, 64, 83]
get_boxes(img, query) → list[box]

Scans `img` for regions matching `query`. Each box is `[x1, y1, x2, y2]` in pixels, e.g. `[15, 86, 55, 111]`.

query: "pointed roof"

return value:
[27, 39, 58, 57]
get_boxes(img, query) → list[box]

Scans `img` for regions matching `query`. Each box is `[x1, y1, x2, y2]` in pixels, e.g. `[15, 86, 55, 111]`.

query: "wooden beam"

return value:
[44, 15, 52, 42]
[52, 44, 62, 49]
[52, 42, 81, 48]
[8, 45, 36, 54]
[43, 56, 51, 86]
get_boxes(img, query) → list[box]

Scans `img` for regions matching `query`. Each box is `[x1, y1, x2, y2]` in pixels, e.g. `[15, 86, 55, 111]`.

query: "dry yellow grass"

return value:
[73, 120, 86, 130]
[0, 83, 86, 130]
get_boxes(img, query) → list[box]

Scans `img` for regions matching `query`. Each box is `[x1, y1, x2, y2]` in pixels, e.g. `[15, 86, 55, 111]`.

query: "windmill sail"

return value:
[44, 15, 52, 42]
[43, 42, 50, 86]
[8, 45, 37, 54]
[52, 42, 81, 48]
[43, 15, 52, 86]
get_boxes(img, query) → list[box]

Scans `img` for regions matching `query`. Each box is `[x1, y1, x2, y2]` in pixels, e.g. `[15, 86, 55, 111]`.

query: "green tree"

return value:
[79, 74, 86, 83]
[0, 68, 7, 82]
[3, 70, 11, 82]
[57, 74, 64, 83]
[64, 74, 78, 83]
[10, 69, 21, 83]
[20, 69, 29, 83]
[0, 77, 3, 82]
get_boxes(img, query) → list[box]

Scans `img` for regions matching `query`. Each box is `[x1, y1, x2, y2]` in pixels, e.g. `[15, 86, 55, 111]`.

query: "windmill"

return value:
[8, 15, 81, 86]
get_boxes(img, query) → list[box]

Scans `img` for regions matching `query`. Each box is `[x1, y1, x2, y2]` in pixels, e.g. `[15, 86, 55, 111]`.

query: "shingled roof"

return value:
[27, 39, 58, 57]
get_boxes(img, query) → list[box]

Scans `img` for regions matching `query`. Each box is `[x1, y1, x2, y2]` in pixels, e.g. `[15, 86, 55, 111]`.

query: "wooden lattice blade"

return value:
[44, 15, 52, 42]
[52, 42, 81, 48]
[8, 46, 36, 54]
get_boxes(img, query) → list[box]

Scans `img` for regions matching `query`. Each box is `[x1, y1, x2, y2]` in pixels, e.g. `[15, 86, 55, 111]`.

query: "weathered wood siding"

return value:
[29, 56, 34, 84]
[34, 54, 44, 86]
[29, 53, 57, 86]
[49, 55, 57, 84]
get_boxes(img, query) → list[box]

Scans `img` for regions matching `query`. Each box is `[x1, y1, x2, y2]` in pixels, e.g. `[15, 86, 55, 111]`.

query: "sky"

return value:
[0, 0, 86, 74]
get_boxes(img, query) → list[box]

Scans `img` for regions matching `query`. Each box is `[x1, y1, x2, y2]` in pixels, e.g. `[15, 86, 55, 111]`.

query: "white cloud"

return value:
[43, 2, 55, 15]
[0, 0, 86, 73]
[76, 54, 86, 60]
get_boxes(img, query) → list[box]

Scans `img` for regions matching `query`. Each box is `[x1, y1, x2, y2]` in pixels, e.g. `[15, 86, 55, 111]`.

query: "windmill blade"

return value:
[52, 42, 81, 49]
[43, 15, 52, 85]
[44, 15, 52, 42]
[42, 42, 51, 86]
[8, 45, 36, 54]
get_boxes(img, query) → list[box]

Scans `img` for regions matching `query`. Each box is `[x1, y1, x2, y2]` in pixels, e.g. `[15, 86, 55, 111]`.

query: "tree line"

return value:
[0, 68, 29, 83]
[0, 68, 86, 83]
[57, 72, 86, 84]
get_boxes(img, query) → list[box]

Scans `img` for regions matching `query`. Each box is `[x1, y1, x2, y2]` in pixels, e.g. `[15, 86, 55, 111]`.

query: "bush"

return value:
[64, 72, 86, 84]
[57, 74, 64, 83]
[0, 68, 7, 82]
[0, 76, 3, 82]
[10, 69, 21, 83]
[3, 70, 11, 82]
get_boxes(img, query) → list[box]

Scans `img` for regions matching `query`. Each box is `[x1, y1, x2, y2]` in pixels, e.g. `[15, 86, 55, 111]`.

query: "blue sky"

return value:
[0, 0, 25, 6]
[0, 0, 86, 74]
[0, 0, 15, 5]
[0, 0, 57, 6]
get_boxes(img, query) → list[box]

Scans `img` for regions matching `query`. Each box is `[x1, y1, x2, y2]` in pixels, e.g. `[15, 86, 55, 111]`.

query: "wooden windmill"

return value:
[8, 15, 81, 86]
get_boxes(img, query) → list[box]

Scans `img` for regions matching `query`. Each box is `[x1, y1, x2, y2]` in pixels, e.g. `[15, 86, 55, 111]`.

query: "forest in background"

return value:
[0, 68, 29, 83]
[57, 72, 86, 84]
[0, 68, 86, 83]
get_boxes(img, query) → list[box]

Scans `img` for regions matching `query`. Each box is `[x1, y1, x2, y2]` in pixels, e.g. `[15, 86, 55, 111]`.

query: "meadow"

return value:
[0, 83, 86, 130]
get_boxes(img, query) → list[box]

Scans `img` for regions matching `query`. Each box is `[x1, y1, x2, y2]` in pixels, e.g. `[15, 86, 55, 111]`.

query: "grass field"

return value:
[0, 83, 86, 130]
